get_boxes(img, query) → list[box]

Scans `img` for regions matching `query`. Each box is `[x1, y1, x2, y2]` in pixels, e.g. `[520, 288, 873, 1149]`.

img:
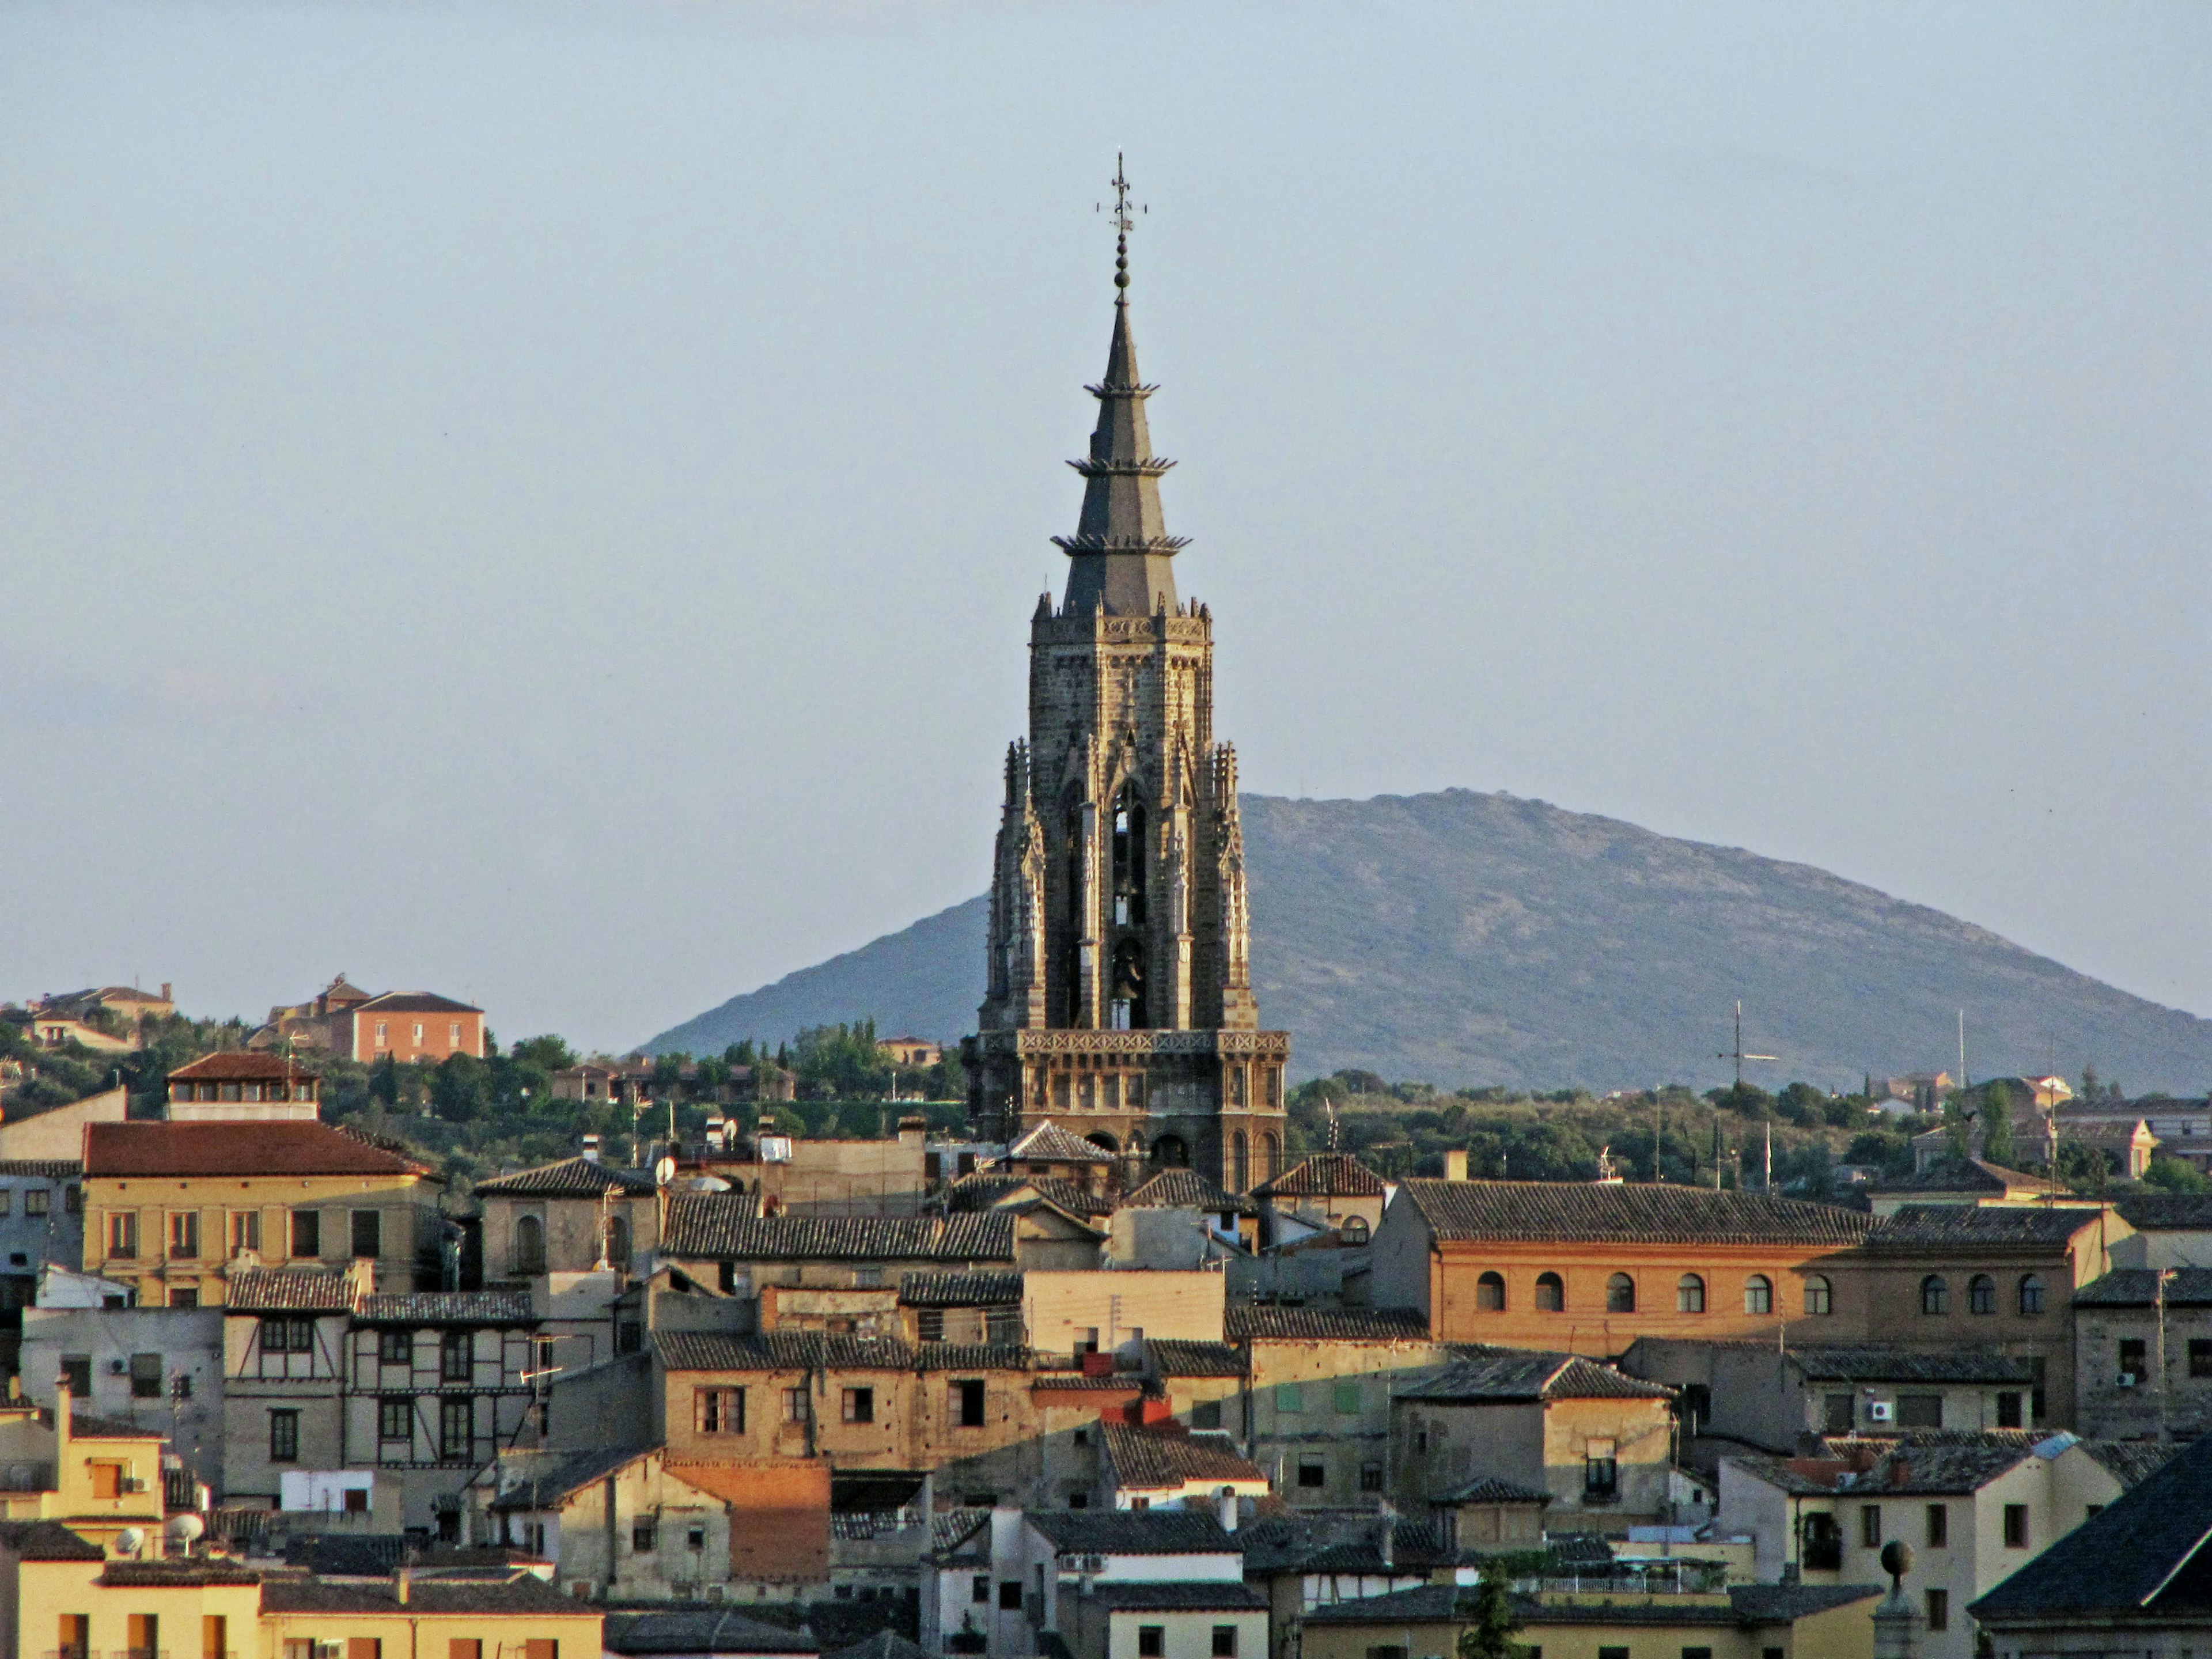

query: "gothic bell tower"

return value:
[965, 162, 1290, 1194]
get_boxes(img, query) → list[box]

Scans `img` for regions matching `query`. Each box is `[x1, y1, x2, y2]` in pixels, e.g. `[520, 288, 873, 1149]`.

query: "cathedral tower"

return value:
[965, 165, 1290, 1193]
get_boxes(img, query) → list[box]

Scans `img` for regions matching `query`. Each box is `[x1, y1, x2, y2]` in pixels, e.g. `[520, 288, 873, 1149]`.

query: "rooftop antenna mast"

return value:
[1717, 1000, 1779, 1188]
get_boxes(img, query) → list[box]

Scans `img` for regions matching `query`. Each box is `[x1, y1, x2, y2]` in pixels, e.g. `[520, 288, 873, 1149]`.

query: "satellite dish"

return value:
[654, 1157, 677, 1187]
[114, 1528, 145, 1557]
[166, 1513, 204, 1546]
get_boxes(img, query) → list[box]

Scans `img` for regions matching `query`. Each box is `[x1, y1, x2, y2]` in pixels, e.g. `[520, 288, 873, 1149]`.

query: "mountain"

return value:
[647, 789, 2212, 1094]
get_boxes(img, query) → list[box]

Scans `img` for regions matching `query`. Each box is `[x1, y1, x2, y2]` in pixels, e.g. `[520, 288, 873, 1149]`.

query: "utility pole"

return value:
[1653, 1088, 1664, 1183]
[2158, 1267, 2176, 1441]
[1959, 1009, 1969, 1092]
[1718, 1001, 1779, 1093]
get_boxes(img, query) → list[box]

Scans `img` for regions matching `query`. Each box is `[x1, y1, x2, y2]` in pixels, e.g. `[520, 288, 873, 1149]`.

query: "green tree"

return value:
[510, 1034, 575, 1073]
[1981, 1082, 2014, 1167]
[1456, 1563, 1524, 1659]
[2143, 1156, 2211, 1195]
[430, 1054, 487, 1122]
[1941, 1093, 1974, 1162]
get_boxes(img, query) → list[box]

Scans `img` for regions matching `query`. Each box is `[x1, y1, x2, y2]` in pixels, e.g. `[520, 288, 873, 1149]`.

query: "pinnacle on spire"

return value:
[1054, 156, 1186, 618]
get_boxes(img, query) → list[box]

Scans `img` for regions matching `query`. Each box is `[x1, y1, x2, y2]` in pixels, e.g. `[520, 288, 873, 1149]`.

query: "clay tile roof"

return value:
[1103, 1423, 1267, 1490]
[69, 1411, 169, 1439]
[166, 1051, 321, 1083]
[1081, 1584, 1268, 1612]
[1863, 1204, 2111, 1249]
[473, 1156, 656, 1198]
[357, 1291, 536, 1325]
[1005, 1122, 1117, 1162]
[0, 1160, 80, 1179]
[1224, 1306, 1429, 1342]
[662, 1203, 1015, 1264]
[605, 1612, 820, 1657]
[227, 1267, 355, 1312]
[1399, 1346, 1673, 1403]
[1119, 1168, 1254, 1213]
[1149, 1339, 1246, 1377]
[826, 1632, 923, 1659]
[2078, 1268, 2212, 1308]
[1254, 1153, 1386, 1199]
[353, 991, 482, 1014]
[1397, 1179, 1873, 1247]
[2115, 1194, 2212, 1230]
[488, 1445, 658, 1512]
[260, 1578, 587, 1616]
[944, 1172, 1113, 1218]
[1869, 1159, 2062, 1195]
[916, 1344, 1031, 1371]
[100, 1561, 260, 1586]
[1027, 1508, 1238, 1555]
[85, 1122, 432, 1179]
[656, 1331, 925, 1372]
[0, 1520, 106, 1560]
[1787, 1346, 2036, 1384]
[1434, 1473, 1553, 1505]
[2081, 1440, 2181, 1488]
[898, 1270, 1024, 1307]
[1973, 1432, 2212, 1620]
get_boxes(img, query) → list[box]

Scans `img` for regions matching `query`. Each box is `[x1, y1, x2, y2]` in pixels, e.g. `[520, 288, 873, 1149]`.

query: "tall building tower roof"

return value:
[1053, 159, 1187, 617]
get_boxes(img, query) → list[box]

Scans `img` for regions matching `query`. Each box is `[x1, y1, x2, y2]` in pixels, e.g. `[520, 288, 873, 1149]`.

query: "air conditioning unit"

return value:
[1866, 1401, 1895, 1423]
[2118, 1373, 2139, 1388]
[120, 1476, 147, 1494]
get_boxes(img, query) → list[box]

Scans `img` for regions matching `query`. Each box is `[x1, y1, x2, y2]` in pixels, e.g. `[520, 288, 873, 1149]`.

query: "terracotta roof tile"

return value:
[663, 1204, 1014, 1263]
[1149, 1339, 1245, 1377]
[1869, 1159, 2062, 1195]
[944, 1172, 1113, 1218]
[1005, 1122, 1117, 1162]
[358, 1290, 536, 1325]
[1103, 1422, 1266, 1490]
[1027, 1509, 1238, 1555]
[85, 1122, 431, 1179]
[1224, 1306, 1428, 1342]
[1254, 1153, 1386, 1199]
[898, 1270, 1024, 1307]
[1398, 1179, 1871, 1247]
[226, 1267, 354, 1312]
[1399, 1346, 1672, 1402]
[1863, 1204, 2111, 1249]
[166, 1052, 321, 1083]
[1788, 1346, 2036, 1384]
[1972, 1432, 2212, 1620]
[261, 1579, 586, 1616]
[353, 992, 482, 1014]
[473, 1156, 656, 1198]
[1119, 1168, 1254, 1213]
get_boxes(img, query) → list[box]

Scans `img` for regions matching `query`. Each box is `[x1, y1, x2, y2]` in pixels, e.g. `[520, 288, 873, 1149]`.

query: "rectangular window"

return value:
[916, 1308, 945, 1341]
[58, 1615, 89, 1659]
[2192, 1340, 2212, 1379]
[172, 1209, 204, 1259]
[1896, 1393, 1942, 1429]
[1925, 1589, 1949, 1631]
[1298, 1457, 1325, 1488]
[379, 1396, 412, 1441]
[843, 1387, 874, 1424]
[128, 1353, 162, 1399]
[440, 1397, 472, 1461]
[351, 1209, 382, 1259]
[62, 1184, 79, 1214]
[349, 1639, 382, 1659]
[972, 1575, 990, 1604]
[1997, 1391, 2023, 1429]
[632, 1521, 657, 1552]
[1278, 1382, 1304, 1413]
[784, 1386, 809, 1423]
[60, 1355, 90, 1397]
[1584, 1439, 1618, 1501]
[1192, 1399, 1223, 1430]
[998, 1582, 1022, 1611]
[2120, 1338, 2148, 1382]
[695, 1388, 745, 1434]
[1926, 1504, 1947, 1548]
[380, 1329, 414, 1365]
[108, 1211, 139, 1260]
[1823, 1393, 1854, 1433]
[230, 1210, 261, 1253]
[2003, 1504, 2029, 1548]
[89, 1463, 121, 1500]
[169, 1286, 199, 1308]
[451, 1644, 483, 1659]
[955, 1379, 987, 1427]
[376, 1022, 388, 1046]
[1599, 1650, 1629, 1659]
[441, 1330, 472, 1381]
[1213, 1628, 1238, 1657]
[450, 1022, 462, 1047]
[1360, 1463, 1384, 1493]
[413, 1023, 425, 1045]
[1681, 1650, 1714, 1659]
[1137, 1628, 1162, 1658]
[1334, 1380, 1362, 1414]
[291, 1209, 321, 1257]
[1861, 1506, 1882, 1547]
[270, 1408, 300, 1463]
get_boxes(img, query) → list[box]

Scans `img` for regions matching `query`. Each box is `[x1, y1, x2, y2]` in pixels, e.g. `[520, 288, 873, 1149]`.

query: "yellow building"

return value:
[1298, 1579, 1883, 1659]
[0, 1391, 169, 1556]
[82, 1122, 445, 1307]
[257, 1570, 604, 1657]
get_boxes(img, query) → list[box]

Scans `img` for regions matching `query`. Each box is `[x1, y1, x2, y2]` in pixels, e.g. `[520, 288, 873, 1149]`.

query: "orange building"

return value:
[1369, 1179, 1874, 1357]
[338, 992, 486, 1064]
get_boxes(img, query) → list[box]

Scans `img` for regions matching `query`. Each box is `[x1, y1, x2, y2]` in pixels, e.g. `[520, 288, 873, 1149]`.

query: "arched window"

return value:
[1607, 1274, 1636, 1314]
[1676, 1274, 1706, 1314]
[1153, 1135, 1189, 1169]
[1086, 1131, 1119, 1154]
[1340, 1215, 1369, 1245]
[1744, 1274, 1772, 1316]
[1803, 1275, 1833, 1316]
[1109, 937, 1149, 1031]
[514, 1214, 546, 1275]
[1968, 1274, 1997, 1315]
[1259, 1132, 1281, 1183]
[603, 1214, 630, 1268]
[2018, 1274, 2046, 1316]
[1476, 1271, 1506, 1312]
[1921, 1275, 1949, 1316]
[1535, 1272, 1565, 1312]
[1230, 1132, 1249, 1194]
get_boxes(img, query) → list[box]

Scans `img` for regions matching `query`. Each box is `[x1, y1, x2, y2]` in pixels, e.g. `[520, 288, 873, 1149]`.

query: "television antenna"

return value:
[1718, 1001, 1779, 1090]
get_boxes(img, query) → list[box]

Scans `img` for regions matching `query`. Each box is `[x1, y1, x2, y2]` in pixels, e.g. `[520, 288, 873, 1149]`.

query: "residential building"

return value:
[2070, 1266, 2212, 1438]
[18, 1305, 224, 1488]
[695, 1120, 933, 1218]
[881, 1037, 944, 1069]
[657, 1208, 1058, 1302]
[1229, 1307, 1437, 1510]
[1366, 1179, 1874, 1355]
[0, 1388, 169, 1554]
[1033, 1509, 1265, 1659]
[1022, 1270, 1225, 1361]
[1107, 1169, 1256, 1267]
[1620, 1339, 2038, 1446]
[221, 1264, 543, 1529]
[899, 1271, 1025, 1347]
[551, 1059, 657, 1106]
[0, 1159, 84, 1291]
[1249, 1154, 1387, 1249]
[1389, 1346, 1678, 1525]
[81, 1120, 446, 1306]
[475, 1443, 832, 1602]
[1718, 1430, 2171, 1659]
[476, 1154, 658, 1279]
[164, 1051, 321, 1121]
[1298, 1579, 1883, 1659]
[249, 973, 374, 1052]
[2048, 1105, 2161, 1178]
[1237, 1506, 1501, 1659]
[0, 1088, 124, 1161]
[964, 260, 1291, 1200]
[340, 991, 487, 1064]
[1971, 1427, 2212, 1656]
[1098, 1422, 1267, 1510]
[2108, 1193, 2212, 1268]
[257, 1570, 603, 1655]
[1865, 1160, 2071, 1216]
[0, 1528, 265, 1659]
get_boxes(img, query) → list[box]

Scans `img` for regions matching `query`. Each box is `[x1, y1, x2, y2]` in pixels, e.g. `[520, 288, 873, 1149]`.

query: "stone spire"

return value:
[1054, 157, 1187, 616]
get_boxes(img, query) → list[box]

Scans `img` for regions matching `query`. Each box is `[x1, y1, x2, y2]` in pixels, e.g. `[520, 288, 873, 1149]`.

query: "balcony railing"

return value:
[46, 1646, 97, 1659]
[122, 1646, 169, 1659]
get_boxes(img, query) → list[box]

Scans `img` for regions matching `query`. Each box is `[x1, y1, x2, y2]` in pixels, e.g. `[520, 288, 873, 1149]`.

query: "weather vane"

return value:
[1097, 152, 1145, 294]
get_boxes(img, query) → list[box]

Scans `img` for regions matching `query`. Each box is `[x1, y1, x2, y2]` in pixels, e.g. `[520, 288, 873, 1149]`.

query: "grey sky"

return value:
[2, 2, 2205, 1058]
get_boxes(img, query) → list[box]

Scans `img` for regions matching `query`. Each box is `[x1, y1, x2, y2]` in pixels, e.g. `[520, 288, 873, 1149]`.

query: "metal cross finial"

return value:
[1100, 153, 1142, 295]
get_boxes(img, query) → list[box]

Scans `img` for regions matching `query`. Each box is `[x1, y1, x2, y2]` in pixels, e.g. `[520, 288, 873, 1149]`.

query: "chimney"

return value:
[899, 1115, 927, 1150]
[1217, 1489, 1238, 1533]
[54, 1376, 71, 1460]
[1445, 1149, 1468, 1182]
[580, 1134, 603, 1164]
[160, 983, 172, 1003]
[1377, 1513, 1393, 1571]
[394, 1566, 410, 1607]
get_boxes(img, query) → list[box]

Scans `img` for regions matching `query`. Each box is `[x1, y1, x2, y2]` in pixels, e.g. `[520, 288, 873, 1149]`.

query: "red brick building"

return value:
[336, 992, 486, 1064]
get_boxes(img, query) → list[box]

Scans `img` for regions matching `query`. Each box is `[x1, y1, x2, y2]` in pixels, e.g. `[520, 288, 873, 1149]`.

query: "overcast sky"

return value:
[2, 2, 2205, 1057]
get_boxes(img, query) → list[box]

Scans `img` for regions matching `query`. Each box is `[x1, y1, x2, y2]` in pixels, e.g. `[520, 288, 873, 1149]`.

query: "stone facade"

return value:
[968, 244, 1287, 1194]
